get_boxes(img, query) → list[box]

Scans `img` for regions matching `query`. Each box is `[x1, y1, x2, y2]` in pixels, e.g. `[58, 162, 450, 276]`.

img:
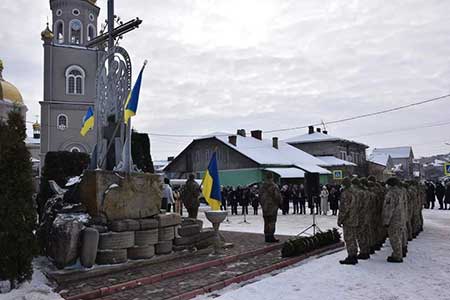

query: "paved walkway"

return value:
[57, 231, 343, 300]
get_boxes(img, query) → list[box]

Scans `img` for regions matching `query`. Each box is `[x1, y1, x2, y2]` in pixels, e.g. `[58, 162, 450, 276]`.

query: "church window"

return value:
[57, 114, 68, 130]
[69, 19, 82, 44]
[55, 20, 64, 44]
[66, 65, 85, 95]
[56, 9, 62, 16]
[89, 13, 95, 21]
[87, 24, 96, 41]
[72, 9, 80, 16]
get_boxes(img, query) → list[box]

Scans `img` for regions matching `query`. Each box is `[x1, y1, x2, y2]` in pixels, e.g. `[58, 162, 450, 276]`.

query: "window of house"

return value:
[340, 151, 346, 161]
[57, 114, 68, 130]
[70, 19, 82, 44]
[65, 65, 85, 95]
[87, 24, 96, 41]
[55, 20, 64, 44]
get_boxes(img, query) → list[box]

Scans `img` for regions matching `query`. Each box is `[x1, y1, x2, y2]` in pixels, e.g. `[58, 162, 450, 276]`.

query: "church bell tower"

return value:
[40, 0, 103, 164]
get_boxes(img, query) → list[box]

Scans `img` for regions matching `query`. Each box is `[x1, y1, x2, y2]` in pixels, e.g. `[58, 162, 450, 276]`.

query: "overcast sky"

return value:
[1, 0, 450, 159]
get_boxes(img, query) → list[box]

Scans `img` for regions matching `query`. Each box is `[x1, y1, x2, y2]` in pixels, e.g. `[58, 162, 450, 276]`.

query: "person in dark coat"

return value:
[444, 182, 450, 210]
[329, 186, 339, 216]
[221, 186, 228, 211]
[241, 187, 250, 215]
[292, 185, 300, 214]
[426, 182, 436, 209]
[281, 185, 290, 215]
[299, 184, 306, 214]
[251, 187, 259, 215]
[435, 182, 446, 210]
[230, 187, 238, 215]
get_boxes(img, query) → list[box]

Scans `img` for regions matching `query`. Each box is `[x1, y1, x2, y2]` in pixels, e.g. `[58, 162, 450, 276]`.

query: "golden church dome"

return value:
[41, 23, 54, 41]
[0, 59, 24, 105]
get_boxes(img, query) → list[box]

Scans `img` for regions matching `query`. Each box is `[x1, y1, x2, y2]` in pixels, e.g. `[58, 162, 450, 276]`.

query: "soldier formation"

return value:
[338, 176, 425, 265]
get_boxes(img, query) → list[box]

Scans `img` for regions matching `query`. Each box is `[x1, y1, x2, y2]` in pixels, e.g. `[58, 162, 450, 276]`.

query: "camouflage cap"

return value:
[360, 177, 369, 186]
[342, 177, 351, 188]
[351, 177, 360, 186]
[386, 177, 400, 187]
[368, 175, 377, 182]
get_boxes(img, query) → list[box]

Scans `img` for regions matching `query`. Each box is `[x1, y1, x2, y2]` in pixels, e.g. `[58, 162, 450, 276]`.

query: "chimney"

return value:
[308, 126, 314, 134]
[228, 135, 237, 146]
[251, 130, 262, 140]
[272, 137, 279, 149]
[316, 128, 321, 133]
[323, 130, 328, 135]
[237, 129, 246, 137]
[167, 156, 174, 162]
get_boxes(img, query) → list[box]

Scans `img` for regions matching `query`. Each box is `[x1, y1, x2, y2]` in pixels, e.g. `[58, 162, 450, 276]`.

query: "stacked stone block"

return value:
[173, 218, 217, 251]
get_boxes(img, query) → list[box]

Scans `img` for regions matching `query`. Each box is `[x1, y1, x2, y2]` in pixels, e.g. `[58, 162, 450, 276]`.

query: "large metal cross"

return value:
[90, 0, 142, 171]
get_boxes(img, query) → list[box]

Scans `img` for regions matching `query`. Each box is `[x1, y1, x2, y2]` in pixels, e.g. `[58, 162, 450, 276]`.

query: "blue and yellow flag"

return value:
[202, 152, 222, 211]
[80, 107, 94, 136]
[124, 62, 146, 124]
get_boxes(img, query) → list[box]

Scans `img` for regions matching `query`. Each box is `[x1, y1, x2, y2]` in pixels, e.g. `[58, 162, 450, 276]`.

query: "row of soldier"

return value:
[338, 176, 424, 264]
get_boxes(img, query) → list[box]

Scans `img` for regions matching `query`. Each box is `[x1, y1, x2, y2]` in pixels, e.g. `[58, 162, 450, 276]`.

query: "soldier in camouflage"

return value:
[368, 176, 386, 251]
[382, 177, 404, 263]
[181, 174, 201, 219]
[338, 177, 360, 265]
[353, 178, 371, 260]
[259, 172, 283, 243]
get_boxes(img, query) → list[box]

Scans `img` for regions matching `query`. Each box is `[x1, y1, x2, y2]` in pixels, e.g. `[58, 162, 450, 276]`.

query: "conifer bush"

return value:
[281, 228, 341, 258]
[0, 109, 37, 287]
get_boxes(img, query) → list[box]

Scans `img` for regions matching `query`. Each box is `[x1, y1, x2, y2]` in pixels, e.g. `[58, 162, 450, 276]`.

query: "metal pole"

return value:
[107, 0, 114, 62]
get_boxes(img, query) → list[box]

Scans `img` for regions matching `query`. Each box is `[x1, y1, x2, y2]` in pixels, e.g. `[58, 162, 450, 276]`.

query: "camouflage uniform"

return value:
[368, 177, 387, 249]
[354, 179, 371, 259]
[338, 178, 360, 264]
[259, 173, 283, 242]
[399, 184, 409, 255]
[181, 175, 201, 219]
[382, 178, 404, 262]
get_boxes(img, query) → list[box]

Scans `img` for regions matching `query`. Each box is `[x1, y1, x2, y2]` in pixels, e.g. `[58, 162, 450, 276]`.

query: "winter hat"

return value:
[342, 177, 351, 188]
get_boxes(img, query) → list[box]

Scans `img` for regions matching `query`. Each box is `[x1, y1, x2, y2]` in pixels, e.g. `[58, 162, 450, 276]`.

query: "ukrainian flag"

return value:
[124, 62, 146, 124]
[202, 152, 222, 211]
[80, 107, 94, 136]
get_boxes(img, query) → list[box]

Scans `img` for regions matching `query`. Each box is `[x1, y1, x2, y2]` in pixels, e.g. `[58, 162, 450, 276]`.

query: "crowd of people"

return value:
[338, 176, 425, 264]
[424, 181, 450, 210]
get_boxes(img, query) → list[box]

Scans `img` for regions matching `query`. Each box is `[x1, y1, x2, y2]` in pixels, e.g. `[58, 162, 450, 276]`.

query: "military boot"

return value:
[369, 247, 375, 254]
[402, 247, 408, 257]
[265, 235, 279, 243]
[387, 256, 403, 263]
[374, 244, 381, 251]
[357, 253, 370, 260]
[339, 256, 358, 265]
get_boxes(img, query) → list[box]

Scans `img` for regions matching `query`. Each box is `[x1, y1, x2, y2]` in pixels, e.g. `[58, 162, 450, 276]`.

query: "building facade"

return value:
[370, 147, 415, 179]
[40, 0, 102, 165]
[284, 126, 368, 176]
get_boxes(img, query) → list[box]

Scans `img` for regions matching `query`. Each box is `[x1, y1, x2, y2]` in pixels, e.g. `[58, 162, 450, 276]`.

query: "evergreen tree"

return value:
[0, 109, 37, 287]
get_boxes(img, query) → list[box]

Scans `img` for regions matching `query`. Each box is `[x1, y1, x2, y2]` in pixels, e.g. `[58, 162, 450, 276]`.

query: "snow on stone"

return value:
[1, 258, 63, 300]
[104, 183, 119, 195]
[65, 176, 81, 187]
[195, 210, 450, 300]
[53, 213, 90, 226]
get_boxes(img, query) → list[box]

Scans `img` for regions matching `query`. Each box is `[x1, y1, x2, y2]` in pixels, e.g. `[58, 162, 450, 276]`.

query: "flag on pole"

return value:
[80, 107, 94, 136]
[124, 61, 147, 124]
[202, 152, 222, 211]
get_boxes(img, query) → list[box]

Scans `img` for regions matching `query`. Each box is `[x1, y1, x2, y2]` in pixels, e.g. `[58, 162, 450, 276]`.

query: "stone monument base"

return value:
[79, 170, 162, 221]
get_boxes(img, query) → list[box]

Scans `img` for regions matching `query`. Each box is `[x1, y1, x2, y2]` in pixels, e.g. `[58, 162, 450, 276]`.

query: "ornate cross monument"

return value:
[89, 0, 142, 171]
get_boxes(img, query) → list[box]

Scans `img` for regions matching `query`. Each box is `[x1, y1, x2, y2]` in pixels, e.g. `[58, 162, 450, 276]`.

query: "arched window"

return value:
[65, 65, 85, 95]
[54, 20, 64, 44]
[69, 19, 82, 44]
[57, 114, 68, 130]
[87, 24, 96, 41]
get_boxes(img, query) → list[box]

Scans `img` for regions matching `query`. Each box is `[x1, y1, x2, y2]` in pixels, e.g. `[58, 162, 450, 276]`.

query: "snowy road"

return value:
[196, 209, 450, 300]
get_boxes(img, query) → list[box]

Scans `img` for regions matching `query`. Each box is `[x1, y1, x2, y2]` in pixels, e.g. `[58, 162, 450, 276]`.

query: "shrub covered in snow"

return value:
[281, 228, 341, 258]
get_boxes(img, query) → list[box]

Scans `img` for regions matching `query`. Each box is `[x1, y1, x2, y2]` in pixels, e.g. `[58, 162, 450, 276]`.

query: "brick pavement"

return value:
[58, 231, 290, 298]
[58, 231, 344, 300]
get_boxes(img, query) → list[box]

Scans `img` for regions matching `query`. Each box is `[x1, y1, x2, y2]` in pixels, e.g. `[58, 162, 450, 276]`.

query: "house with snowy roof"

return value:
[367, 152, 395, 181]
[283, 126, 368, 178]
[163, 129, 332, 187]
[370, 146, 414, 179]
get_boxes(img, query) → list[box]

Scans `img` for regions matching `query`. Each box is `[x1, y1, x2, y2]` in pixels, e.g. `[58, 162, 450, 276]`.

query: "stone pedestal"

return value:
[79, 170, 162, 221]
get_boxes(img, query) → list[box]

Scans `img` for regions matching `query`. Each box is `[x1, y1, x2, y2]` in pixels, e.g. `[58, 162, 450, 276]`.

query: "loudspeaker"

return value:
[305, 172, 320, 198]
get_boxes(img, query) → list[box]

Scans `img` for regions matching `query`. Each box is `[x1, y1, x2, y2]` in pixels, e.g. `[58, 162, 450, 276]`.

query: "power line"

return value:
[263, 93, 450, 134]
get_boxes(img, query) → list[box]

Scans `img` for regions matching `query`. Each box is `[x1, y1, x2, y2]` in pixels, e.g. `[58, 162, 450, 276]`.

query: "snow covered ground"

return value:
[1, 258, 63, 300]
[196, 209, 450, 300]
[197, 205, 339, 236]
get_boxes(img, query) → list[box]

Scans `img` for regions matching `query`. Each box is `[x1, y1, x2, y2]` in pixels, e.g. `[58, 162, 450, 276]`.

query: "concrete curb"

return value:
[166, 242, 345, 300]
[63, 243, 284, 300]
